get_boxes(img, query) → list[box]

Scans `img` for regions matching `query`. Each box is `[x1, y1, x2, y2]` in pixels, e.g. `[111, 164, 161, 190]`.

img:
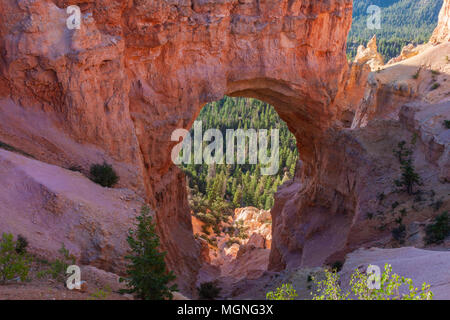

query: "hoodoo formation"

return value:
[0, 0, 448, 297]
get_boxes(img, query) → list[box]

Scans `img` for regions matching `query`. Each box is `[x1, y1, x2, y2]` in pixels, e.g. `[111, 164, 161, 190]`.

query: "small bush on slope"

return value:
[198, 281, 221, 300]
[425, 211, 450, 245]
[0, 233, 32, 284]
[393, 140, 421, 195]
[90, 162, 119, 187]
[36, 243, 76, 283]
[15, 235, 28, 255]
[120, 206, 177, 300]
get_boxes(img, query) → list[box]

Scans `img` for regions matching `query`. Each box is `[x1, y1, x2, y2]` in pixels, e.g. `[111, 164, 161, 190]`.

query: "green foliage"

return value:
[331, 261, 344, 272]
[392, 224, 406, 244]
[430, 70, 440, 76]
[312, 264, 433, 300]
[425, 211, 450, 245]
[88, 286, 112, 300]
[266, 283, 298, 300]
[233, 219, 249, 240]
[312, 269, 349, 300]
[393, 140, 421, 195]
[0, 141, 35, 158]
[120, 206, 177, 300]
[37, 243, 76, 282]
[225, 238, 240, 247]
[90, 162, 119, 188]
[198, 281, 221, 300]
[443, 120, 450, 129]
[0, 233, 32, 284]
[348, 0, 442, 61]
[181, 96, 298, 221]
[431, 83, 440, 90]
[15, 235, 28, 255]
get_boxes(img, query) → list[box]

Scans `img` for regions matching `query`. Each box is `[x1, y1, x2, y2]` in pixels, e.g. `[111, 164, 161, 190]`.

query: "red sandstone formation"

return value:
[430, 0, 450, 44]
[0, 0, 448, 298]
[268, 8, 450, 271]
[0, 0, 353, 294]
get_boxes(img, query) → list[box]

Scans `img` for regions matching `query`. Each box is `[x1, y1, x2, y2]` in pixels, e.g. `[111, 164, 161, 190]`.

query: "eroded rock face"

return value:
[0, 149, 145, 272]
[269, 2, 450, 271]
[269, 100, 450, 271]
[0, 0, 353, 295]
[354, 35, 384, 71]
[430, 0, 450, 44]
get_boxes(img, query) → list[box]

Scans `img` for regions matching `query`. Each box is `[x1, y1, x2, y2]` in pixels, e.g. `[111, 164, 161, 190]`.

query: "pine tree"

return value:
[264, 196, 273, 210]
[233, 185, 243, 208]
[120, 206, 177, 300]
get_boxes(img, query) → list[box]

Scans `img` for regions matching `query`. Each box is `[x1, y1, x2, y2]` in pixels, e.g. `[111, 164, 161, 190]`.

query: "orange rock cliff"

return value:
[0, 0, 448, 296]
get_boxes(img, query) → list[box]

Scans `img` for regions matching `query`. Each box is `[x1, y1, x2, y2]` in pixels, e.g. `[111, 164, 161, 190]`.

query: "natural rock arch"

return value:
[0, 0, 353, 293]
[125, 0, 353, 292]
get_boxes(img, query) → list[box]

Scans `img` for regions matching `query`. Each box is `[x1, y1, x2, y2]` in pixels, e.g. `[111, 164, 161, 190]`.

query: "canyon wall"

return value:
[430, 0, 450, 44]
[269, 5, 450, 270]
[0, 0, 353, 294]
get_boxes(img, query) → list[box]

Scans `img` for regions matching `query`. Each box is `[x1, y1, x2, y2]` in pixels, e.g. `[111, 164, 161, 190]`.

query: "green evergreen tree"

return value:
[233, 185, 243, 208]
[120, 206, 177, 300]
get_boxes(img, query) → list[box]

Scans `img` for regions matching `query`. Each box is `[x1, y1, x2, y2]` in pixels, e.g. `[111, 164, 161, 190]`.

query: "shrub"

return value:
[90, 162, 119, 187]
[393, 141, 421, 195]
[198, 281, 221, 300]
[331, 261, 344, 272]
[0, 141, 34, 158]
[0, 233, 32, 284]
[425, 212, 450, 245]
[225, 238, 240, 247]
[444, 120, 450, 129]
[68, 165, 83, 173]
[266, 283, 298, 300]
[15, 235, 28, 254]
[37, 243, 76, 283]
[376, 192, 385, 203]
[88, 286, 112, 300]
[430, 70, 440, 76]
[431, 200, 443, 212]
[120, 206, 177, 300]
[431, 82, 440, 90]
[311, 263, 433, 300]
[392, 224, 406, 244]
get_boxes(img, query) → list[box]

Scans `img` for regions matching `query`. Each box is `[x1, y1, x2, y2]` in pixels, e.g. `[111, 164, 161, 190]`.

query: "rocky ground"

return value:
[0, 263, 130, 300]
[193, 207, 273, 295]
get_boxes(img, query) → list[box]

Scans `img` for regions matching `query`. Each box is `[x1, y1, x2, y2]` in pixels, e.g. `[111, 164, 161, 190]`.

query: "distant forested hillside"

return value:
[179, 97, 298, 226]
[348, 0, 443, 61]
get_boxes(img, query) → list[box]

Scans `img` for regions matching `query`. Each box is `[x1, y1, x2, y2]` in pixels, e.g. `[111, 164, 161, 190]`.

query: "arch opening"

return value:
[173, 95, 299, 294]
